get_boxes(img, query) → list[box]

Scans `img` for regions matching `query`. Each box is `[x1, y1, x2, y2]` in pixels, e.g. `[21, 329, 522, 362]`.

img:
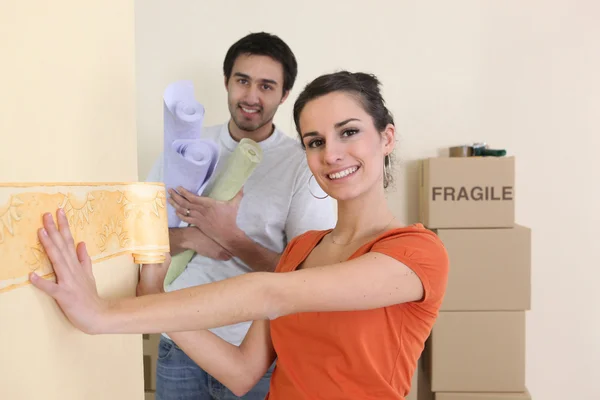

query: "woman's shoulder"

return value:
[368, 223, 449, 305]
[366, 223, 448, 268]
[368, 223, 442, 245]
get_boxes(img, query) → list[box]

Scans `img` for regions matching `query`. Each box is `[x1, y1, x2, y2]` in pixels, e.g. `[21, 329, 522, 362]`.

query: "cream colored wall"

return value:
[135, 1, 600, 399]
[0, 0, 138, 182]
[1, 1, 144, 399]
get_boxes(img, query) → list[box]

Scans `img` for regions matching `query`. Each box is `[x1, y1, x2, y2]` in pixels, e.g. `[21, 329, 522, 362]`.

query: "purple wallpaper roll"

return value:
[162, 80, 219, 227]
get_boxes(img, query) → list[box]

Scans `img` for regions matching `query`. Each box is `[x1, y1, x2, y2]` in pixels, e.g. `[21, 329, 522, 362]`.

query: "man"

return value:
[145, 32, 336, 400]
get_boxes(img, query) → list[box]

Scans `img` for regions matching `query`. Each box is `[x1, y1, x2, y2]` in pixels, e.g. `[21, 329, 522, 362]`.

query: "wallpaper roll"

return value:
[163, 80, 205, 141]
[162, 80, 219, 227]
[206, 138, 263, 201]
[0, 182, 170, 293]
[166, 138, 219, 227]
[164, 138, 263, 286]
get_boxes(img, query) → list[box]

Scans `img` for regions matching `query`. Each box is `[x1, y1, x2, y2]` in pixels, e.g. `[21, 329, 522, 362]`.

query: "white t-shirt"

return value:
[146, 122, 337, 345]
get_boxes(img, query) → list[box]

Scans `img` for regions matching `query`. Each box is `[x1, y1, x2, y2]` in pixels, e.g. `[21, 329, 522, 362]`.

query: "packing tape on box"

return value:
[449, 143, 507, 157]
[0, 182, 170, 293]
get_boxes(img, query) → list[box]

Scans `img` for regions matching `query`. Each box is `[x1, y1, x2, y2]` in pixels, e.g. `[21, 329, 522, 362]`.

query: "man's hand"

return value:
[168, 187, 245, 250]
[169, 227, 232, 261]
[137, 253, 171, 296]
[168, 187, 280, 272]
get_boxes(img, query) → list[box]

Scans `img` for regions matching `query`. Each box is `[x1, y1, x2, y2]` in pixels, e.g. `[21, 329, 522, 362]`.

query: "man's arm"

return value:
[220, 230, 281, 272]
[169, 226, 232, 261]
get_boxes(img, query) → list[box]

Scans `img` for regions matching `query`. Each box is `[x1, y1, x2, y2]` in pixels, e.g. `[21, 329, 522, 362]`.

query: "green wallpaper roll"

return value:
[206, 138, 263, 201]
[164, 138, 263, 286]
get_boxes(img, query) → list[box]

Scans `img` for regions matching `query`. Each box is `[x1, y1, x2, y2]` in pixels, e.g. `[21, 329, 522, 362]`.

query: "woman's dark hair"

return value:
[293, 71, 396, 188]
[223, 32, 298, 94]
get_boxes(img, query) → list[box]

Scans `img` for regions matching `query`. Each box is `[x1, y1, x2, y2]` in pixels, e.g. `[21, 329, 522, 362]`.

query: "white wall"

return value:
[135, 1, 600, 399]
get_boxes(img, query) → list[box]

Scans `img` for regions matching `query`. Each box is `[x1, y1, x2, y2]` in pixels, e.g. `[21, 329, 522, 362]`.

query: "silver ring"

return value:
[185, 209, 191, 216]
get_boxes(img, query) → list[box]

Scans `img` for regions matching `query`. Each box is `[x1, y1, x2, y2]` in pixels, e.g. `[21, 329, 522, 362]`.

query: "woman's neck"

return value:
[332, 185, 397, 245]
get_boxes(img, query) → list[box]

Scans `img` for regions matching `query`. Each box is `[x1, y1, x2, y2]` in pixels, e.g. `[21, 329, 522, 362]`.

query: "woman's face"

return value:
[298, 91, 395, 202]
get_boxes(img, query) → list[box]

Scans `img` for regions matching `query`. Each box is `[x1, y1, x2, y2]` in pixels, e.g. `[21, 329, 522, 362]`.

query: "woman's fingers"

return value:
[76, 242, 93, 276]
[38, 214, 71, 277]
[56, 208, 77, 261]
[29, 271, 60, 297]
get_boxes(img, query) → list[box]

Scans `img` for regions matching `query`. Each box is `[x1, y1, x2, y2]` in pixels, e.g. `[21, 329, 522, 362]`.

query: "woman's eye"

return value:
[342, 129, 359, 137]
[308, 139, 324, 148]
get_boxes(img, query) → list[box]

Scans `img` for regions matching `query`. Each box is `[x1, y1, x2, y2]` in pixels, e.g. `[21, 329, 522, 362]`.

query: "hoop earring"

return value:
[383, 165, 389, 188]
[308, 174, 329, 199]
[383, 154, 390, 188]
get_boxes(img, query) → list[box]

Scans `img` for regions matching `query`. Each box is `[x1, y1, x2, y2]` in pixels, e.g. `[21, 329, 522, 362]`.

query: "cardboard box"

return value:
[417, 359, 531, 400]
[143, 333, 160, 391]
[436, 226, 531, 311]
[143, 333, 160, 357]
[426, 311, 526, 392]
[419, 157, 515, 228]
[143, 354, 157, 391]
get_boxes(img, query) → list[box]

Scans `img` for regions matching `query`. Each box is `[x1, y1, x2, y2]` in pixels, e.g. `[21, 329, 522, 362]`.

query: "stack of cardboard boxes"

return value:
[416, 156, 532, 400]
[143, 333, 160, 399]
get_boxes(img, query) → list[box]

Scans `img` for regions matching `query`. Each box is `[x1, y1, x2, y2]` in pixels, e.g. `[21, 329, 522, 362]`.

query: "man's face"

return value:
[225, 54, 289, 133]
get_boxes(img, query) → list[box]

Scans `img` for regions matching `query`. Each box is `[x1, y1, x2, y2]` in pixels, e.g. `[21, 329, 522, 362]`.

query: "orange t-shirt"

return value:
[265, 223, 449, 400]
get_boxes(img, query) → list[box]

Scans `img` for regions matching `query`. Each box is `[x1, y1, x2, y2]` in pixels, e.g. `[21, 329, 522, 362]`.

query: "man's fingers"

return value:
[169, 190, 193, 210]
[175, 187, 210, 206]
[175, 210, 194, 225]
[29, 272, 60, 298]
[76, 242, 93, 275]
[168, 197, 188, 214]
[175, 187, 196, 201]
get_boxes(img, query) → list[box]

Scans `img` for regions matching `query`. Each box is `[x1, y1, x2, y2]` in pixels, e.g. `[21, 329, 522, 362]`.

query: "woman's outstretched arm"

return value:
[30, 209, 428, 335]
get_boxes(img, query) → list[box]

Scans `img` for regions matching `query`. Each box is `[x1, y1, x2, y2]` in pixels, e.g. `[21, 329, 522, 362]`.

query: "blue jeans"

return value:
[156, 336, 274, 400]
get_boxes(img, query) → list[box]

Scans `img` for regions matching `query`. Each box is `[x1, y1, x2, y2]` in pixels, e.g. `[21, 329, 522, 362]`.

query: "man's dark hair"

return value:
[223, 32, 298, 94]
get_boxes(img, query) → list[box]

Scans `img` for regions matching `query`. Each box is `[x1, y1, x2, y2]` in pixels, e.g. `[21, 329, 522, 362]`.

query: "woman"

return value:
[30, 71, 449, 400]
